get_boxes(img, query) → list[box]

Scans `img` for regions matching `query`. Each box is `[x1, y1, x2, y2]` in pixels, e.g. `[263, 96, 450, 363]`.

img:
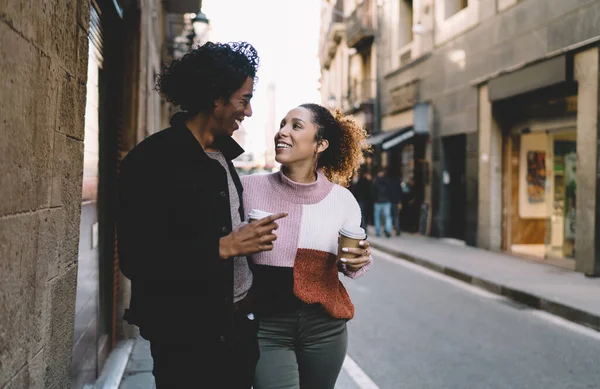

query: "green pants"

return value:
[253, 304, 348, 389]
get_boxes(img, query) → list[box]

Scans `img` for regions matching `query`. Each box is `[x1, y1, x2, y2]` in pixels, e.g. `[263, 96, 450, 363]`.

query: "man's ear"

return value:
[214, 97, 228, 109]
[317, 139, 329, 154]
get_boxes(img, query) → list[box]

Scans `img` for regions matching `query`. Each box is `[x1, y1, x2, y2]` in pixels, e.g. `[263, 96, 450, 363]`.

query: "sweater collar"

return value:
[267, 169, 334, 204]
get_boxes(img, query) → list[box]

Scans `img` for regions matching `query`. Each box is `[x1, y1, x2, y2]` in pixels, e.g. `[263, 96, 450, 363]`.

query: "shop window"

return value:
[445, 0, 467, 19]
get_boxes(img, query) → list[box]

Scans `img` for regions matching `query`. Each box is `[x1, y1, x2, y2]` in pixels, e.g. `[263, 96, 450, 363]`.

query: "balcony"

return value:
[319, 1, 345, 69]
[346, 0, 375, 50]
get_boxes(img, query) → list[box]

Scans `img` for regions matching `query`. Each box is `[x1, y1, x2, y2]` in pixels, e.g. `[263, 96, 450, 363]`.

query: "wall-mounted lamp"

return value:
[328, 95, 337, 110]
[412, 22, 426, 35]
[191, 11, 210, 41]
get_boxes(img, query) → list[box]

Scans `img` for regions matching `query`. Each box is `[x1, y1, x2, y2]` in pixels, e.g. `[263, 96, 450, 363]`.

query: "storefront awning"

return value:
[365, 130, 393, 146]
[382, 127, 415, 150]
[365, 126, 413, 147]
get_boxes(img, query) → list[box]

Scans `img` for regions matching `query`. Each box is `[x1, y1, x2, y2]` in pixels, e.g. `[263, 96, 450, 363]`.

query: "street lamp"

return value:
[327, 95, 337, 110]
[191, 11, 210, 42]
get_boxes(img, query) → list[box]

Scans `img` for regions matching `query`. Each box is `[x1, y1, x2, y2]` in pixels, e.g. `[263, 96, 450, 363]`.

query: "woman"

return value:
[241, 103, 373, 389]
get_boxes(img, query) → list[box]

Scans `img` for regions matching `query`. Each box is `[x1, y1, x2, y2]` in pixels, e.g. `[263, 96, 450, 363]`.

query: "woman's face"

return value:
[274, 107, 327, 166]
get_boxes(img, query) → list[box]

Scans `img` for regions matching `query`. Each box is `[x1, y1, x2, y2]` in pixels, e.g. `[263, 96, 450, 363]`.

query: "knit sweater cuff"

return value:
[340, 256, 373, 279]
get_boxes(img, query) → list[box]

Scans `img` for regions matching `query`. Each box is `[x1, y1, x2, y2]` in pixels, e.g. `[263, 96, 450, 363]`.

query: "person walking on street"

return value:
[350, 169, 373, 229]
[402, 177, 417, 232]
[388, 173, 403, 236]
[117, 41, 286, 389]
[242, 104, 373, 389]
[372, 167, 393, 237]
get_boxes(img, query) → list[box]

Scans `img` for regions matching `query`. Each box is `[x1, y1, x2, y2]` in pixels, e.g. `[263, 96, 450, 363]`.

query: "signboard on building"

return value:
[389, 81, 417, 113]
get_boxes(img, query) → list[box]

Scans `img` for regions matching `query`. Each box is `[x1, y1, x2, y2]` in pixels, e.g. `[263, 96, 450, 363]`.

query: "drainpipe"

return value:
[373, 1, 380, 135]
[373, 0, 383, 168]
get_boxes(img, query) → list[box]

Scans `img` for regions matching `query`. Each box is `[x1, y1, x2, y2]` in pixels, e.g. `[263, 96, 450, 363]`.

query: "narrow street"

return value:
[120, 248, 600, 389]
[335, 249, 600, 389]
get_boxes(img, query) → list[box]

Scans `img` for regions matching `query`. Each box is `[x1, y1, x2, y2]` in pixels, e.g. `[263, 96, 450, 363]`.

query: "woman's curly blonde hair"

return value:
[300, 103, 372, 187]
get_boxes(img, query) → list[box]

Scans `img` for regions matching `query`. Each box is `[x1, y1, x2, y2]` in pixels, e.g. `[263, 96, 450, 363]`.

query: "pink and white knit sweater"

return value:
[241, 170, 373, 319]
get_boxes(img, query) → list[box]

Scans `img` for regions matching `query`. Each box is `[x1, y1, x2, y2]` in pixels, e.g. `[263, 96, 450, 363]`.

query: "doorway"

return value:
[502, 119, 577, 269]
[442, 134, 467, 241]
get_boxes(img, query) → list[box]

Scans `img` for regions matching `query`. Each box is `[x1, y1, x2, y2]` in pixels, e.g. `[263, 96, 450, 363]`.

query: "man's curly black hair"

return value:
[155, 41, 259, 115]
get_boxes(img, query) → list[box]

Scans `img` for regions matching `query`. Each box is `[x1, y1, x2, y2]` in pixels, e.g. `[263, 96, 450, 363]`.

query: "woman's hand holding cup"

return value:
[337, 226, 370, 272]
[340, 240, 371, 271]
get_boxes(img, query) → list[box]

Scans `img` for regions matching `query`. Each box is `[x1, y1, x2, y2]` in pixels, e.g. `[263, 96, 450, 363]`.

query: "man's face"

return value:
[211, 77, 254, 136]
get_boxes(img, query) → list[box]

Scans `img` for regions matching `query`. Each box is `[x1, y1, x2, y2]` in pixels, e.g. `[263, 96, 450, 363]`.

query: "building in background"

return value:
[319, 0, 600, 276]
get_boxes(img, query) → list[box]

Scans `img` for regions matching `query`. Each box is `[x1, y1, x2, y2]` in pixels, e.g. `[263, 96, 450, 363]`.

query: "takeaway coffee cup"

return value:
[248, 209, 275, 222]
[338, 226, 367, 259]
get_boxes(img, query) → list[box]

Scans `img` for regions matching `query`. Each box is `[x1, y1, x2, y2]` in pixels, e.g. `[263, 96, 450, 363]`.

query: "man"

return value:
[402, 177, 417, 232]
[371, 167, 393, 238]
[117, 42, 286, 388]
[350, 169, 373, 230]
[388, 173, 403, 236]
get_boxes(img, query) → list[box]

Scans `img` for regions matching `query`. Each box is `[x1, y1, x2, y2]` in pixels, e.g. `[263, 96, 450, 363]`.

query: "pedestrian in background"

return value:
[402, 177, 418, 232]
[389, 172, 404, 236]
[372, 167, 393, 237]
[242, 104, 373, 389]
[350, 169, 373, 229]
[117, 41, 286, 389]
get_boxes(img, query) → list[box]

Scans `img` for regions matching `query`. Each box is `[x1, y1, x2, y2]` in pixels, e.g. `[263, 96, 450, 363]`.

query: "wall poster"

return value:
[519, 132, 548, 219]
[526, 151, 546, 203]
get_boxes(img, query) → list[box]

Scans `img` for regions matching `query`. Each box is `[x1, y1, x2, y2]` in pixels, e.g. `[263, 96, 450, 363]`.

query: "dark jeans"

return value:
[150, 310, 259, 389]
[253, 304, 348, 389]
[391, 202, 401, 234]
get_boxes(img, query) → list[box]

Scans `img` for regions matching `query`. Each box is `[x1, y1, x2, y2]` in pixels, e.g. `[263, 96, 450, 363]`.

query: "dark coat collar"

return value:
[169, 112, 245, 162]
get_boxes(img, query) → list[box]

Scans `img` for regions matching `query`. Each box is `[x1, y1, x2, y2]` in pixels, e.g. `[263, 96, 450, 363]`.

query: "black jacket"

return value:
[117, 113, 245, 345]
[351, 177, 373, 203]
[388, 178, 403, 204]
[372, 176, 391, 203]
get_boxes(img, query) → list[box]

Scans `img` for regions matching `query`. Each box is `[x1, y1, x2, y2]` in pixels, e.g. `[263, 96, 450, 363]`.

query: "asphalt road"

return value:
[335, 249, 600, 389]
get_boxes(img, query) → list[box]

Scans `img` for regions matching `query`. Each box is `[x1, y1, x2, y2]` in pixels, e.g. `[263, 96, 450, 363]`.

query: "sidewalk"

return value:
[367, 231, 600, 331]
[118, 335, 155, 389]
[105, 232, 600, 389]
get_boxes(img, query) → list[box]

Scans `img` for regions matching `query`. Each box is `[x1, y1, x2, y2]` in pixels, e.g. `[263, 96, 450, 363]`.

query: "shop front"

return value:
[479, 48, 600, 275]
[502, 112, 578, 267]
[484, 52, 584, 269]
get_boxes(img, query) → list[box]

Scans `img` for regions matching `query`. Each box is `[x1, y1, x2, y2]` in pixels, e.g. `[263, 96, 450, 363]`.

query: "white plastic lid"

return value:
[339, 226, 366, 240]
[248, 209, 275, 220]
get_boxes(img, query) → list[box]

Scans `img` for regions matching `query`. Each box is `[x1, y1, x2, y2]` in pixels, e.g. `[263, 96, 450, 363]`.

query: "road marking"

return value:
[342, 355, 380, 389]
[372, 248, 503, 300]
[529, 310, 600, 341]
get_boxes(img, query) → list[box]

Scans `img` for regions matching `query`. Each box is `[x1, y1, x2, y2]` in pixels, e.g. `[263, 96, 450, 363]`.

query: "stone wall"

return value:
[0, 1, 89, 388]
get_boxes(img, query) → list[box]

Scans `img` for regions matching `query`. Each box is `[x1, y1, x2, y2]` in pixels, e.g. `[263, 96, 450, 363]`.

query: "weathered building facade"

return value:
[1, 0, 205, 388]
[320, 0, 600, 275]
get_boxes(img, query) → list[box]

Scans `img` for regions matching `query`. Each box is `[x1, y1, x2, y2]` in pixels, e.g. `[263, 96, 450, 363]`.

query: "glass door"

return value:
[545, 130, 576, 260]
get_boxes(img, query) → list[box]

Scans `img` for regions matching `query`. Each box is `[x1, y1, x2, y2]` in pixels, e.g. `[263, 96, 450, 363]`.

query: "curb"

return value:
[370, 242, 600, 332]
[94, 339, 135, 389]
